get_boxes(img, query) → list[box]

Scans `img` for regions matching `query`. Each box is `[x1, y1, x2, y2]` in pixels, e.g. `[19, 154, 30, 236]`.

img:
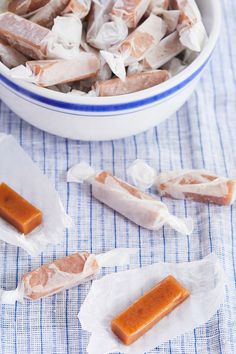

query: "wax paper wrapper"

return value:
[67, 162, 193, 235]
[0, 248, 137, 303]
[127, 160, 236, 205]
[78, 253, 227, 354]
[0, 133, 71, 256]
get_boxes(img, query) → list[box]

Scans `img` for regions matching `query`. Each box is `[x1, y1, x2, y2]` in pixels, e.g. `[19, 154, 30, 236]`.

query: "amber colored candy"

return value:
[0, 183, 42, 235]
[111, 275, 190, 345]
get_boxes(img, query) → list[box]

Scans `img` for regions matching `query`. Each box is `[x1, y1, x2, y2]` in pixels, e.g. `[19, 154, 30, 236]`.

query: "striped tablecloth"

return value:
[0, 0, 236, 353]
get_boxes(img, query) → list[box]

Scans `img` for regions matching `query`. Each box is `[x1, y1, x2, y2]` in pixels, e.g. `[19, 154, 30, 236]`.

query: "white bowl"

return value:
[0, 0, 221, 141]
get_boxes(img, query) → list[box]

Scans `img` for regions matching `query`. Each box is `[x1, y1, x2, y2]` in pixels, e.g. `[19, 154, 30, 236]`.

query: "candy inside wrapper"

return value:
[0, 248, 137, 304]
[67, 162, 193, 235]
[127, 160, 236, 206]
[78, 253, 227, 354]
[0, 133, 71, 256]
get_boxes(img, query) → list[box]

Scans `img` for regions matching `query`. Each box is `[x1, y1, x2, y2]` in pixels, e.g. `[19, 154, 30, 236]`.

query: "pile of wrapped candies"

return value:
[0, 0, 207, 96]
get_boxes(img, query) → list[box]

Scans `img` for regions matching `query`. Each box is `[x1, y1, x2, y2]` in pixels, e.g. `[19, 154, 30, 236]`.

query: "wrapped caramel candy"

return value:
[0, 38, 27, 68]
[67, 162, 194, 235]
[0, 12, 53, 59]
[142, 31, 185, 70]
[0, 248, 137, 303]
[127, 160, 236, 206]
[94, 70, 169, 96]
[26, 53, 100, 86]
[62, 0, 91, 18]
[111, 0, 152, 28]
[8, 0, 50, 16]
[30, 0, 70, 28]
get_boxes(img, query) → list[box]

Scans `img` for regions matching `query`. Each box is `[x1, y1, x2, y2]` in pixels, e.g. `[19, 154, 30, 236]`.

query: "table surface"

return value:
[0, 1, 236, 353]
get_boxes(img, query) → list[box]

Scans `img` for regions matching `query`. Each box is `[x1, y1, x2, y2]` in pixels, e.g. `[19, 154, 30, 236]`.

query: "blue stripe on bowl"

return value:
[0, 54, 211, 113]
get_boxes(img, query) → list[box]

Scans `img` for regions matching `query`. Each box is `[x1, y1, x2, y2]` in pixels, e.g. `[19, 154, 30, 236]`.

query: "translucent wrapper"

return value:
[163, 57, 186, 77]
[67, 162, 193, 235]
[170, 0, 208, 52]
[0, 38, 27, 68]
[51, 14, 82, 48]
[142, 31, 184, 70]
[27, 53, 99, 86]
[127, 160, 236, 206]
[147, 0, 169, 13]
[30, 0, 70, 28]
[62, 0, 91, 18]
[87, 1, 128, 50]
[101, 14, 167, 80]
[8, 0, 50, 16]
[111, 0, 151, 29]
[0, 11, 53, 59]
[0, 0, 9, 13]
[0, 133, 71, 256]
[158, 9, 180, 34]
[0, 248, 137, 304]
[0, 11, 83, 61]
[79, 253, 227, 354]
[94, 70, 169, 97]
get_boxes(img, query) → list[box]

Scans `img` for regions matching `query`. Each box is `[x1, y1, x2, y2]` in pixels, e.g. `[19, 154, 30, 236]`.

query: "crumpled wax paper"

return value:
[0, 133, 71, 256]
[78, 253, 227, 354]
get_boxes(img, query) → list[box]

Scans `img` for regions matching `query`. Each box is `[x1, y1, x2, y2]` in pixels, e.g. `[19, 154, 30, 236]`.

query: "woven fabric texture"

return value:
[0, 0, 236, 353]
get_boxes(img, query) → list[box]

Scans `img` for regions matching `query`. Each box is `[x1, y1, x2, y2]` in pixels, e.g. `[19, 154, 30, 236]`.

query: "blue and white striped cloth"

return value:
[0, 0, 236, 352]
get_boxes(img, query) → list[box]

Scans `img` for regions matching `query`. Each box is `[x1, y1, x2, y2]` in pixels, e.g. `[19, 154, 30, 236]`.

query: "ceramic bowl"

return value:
[0, 0, 221, 141]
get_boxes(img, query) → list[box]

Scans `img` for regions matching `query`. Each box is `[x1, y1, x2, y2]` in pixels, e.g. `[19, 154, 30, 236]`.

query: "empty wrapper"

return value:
[67, 162, 194, 235]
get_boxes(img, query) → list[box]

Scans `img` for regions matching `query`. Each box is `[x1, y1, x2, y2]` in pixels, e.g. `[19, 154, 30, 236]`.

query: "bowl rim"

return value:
[0, 0, 221, 109]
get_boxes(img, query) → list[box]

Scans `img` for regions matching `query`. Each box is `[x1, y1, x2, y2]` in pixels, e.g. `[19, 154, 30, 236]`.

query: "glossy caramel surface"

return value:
[0, 183, 42, 235]
[111, 275, 190, 345]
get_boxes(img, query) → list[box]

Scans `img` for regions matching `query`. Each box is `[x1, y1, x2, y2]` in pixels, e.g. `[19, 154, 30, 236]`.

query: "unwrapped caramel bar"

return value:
[111, 275, 190, 345]
[0, 183, 42, 235]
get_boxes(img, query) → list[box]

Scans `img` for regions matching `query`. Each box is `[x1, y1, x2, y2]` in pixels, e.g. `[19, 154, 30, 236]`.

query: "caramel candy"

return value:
[0, 12, 51, 59]
[0, 38, 27, 68]
[62, 0, 91, 18]
[0, 183, 42, 235]
[22, 251, 98, 300]
[111, 0, 151, 29]
[111, 275, 190, 345]
[8, 0, 50, 16]
[95, 70, 169, 97]
[27, 53, 100, 87]
[156, 170, 236, 205]
[142, 31, 184, 70]
[30, 0, 70, 28]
